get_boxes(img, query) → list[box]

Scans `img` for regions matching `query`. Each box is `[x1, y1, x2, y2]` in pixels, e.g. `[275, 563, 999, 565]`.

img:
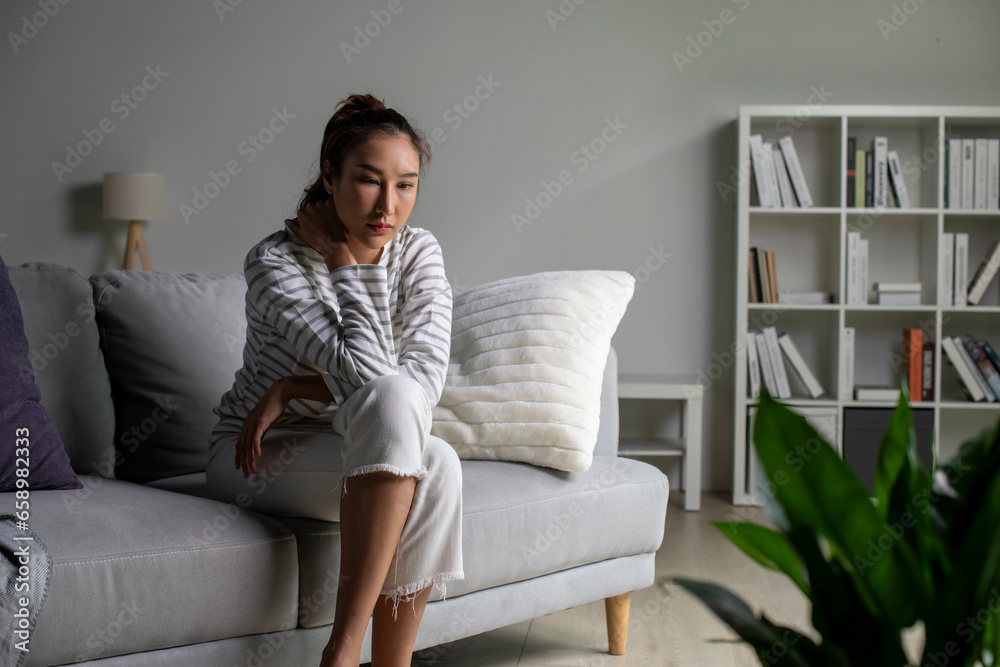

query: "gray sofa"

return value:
[5, 263, 669, 666]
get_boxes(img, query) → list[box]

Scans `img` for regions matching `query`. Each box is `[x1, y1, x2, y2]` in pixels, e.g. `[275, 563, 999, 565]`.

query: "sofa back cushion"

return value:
[89, 270, 246, 482]
[9, 263, 116, 477]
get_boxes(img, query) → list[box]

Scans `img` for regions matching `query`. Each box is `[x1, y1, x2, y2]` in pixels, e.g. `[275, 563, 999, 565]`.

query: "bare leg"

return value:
[320, 472, 417, 667]
[370, 586, 432, 666]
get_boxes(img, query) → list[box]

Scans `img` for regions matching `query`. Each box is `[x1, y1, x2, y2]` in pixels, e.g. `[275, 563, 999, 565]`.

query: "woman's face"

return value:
[324, 134, 420, 262]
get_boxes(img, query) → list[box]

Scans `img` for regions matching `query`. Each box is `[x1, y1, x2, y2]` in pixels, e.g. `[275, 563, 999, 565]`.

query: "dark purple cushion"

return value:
[0, 254, 81, 491]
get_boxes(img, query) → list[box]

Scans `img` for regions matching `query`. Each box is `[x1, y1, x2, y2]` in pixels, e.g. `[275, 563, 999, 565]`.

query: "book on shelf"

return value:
[877, 282, 921, 306]
[921, 339, 934, 402]
[855, 147, 867, 208]
[963, 336, 1000, 400]
[975, 138, 989, 210]
[840, 327, 855, 401]
[954, 233, 969, 307]
[873, 136, 889, 208]
[778, 332, 825, 398]
[955, 336, 994, 401]
[847, 233, 870, 305]
[942, 232, 954, 307]
[941, 336, 987, 402]
[966, 239, 1000, 306]
[879, 292, 921, 305]
[762, 326, 792, 399]
[746, 331, 761, 399]
[989, 139, 999, 210]
[773, 145, 797, 208]
[887, 150, 911, 208]
[982, 341, 1000, 382]
[747, 251, 759, 303]
[778, 136, 813, 208]
[854, 386, 900, 402]
[755, 331, 779, 397]
[947, 139, 961, 209]
[762, 142, 782, 208]
[846, 137, 856, 207]
[961, 139, 974, 209]
[766, 250, 778, 303]
[901, 328, 923, 402]
[864, 150, 874, 207]
[749, 134, 776, 208]
[777, 291, 831, 305]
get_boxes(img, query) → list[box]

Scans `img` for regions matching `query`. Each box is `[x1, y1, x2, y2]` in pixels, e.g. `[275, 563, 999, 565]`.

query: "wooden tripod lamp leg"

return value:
[123, 219, 153, 271]
[605, 592, 631, 655]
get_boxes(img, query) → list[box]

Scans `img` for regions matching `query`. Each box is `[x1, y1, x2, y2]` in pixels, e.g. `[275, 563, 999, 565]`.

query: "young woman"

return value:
[206, 94, 463, 667]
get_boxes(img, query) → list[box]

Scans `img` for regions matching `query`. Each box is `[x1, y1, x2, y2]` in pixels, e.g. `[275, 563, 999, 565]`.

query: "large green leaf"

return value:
[874, 392, 914, 516]
[752, 393, 922, 630]
[672, 578, 840, 667]
[714, 522, 810, 596]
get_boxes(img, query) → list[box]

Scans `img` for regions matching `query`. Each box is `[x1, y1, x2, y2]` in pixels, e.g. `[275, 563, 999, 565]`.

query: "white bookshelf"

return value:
[734, 105, 1000, 506]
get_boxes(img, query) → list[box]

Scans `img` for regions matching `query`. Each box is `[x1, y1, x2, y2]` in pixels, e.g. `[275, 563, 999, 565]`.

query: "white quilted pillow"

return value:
[431, 270, 635, 472]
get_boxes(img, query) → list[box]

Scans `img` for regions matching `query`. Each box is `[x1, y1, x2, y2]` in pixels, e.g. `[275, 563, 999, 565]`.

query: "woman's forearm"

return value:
[277, 374, 335, 403]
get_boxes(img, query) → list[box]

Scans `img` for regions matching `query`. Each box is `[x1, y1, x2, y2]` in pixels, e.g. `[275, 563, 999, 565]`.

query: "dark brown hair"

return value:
[298, 93, 431, 210]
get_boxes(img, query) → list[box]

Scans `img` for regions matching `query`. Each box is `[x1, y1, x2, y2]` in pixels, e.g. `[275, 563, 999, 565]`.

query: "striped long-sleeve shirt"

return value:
[210, 224, 452, 441]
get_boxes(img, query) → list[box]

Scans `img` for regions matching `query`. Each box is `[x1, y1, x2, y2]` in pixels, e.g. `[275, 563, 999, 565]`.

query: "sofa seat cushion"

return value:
[449, 456, 668, 599]
[14, 479, 298, 666]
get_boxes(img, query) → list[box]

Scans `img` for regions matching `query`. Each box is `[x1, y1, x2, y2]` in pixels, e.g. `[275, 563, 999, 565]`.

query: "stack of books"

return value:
[876, 282, 922, 305]
[748, 246, 777, 303]
[941, 335, 1000, 402]
[846, 232, 869, 305]
[943, 235, 1000, 306]
[749, 135, 813, 208]
[946, 138, 1000, 210]
[846, 136, 912, 208]
[746, 327, 825, 400]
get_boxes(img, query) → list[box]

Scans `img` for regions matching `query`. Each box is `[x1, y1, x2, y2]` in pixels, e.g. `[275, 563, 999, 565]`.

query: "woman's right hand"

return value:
[285, 200, 356, 267]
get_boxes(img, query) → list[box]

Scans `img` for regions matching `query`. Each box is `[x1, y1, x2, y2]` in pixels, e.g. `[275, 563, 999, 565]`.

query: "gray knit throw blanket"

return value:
[0, 515, 51, 667]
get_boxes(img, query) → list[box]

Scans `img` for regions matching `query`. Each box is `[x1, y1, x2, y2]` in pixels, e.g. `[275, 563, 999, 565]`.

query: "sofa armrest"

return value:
[593, 346, 619, 458]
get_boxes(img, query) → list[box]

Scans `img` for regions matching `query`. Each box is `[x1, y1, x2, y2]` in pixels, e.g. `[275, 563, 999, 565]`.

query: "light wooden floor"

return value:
[411, 491, 813, 667]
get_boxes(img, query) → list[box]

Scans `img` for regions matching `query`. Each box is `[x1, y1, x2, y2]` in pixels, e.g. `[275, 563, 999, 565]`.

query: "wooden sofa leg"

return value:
[604, 592, 631, 655]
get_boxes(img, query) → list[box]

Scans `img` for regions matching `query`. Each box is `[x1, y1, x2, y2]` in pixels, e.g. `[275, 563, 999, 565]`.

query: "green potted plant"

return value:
[675, 390, 1000, 666]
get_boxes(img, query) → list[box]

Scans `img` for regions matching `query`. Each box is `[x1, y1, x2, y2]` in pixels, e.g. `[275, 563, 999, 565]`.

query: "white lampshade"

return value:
[102, 172, 165, 220]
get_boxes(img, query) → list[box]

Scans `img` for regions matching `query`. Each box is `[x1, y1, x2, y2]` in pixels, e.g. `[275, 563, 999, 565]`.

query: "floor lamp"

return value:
[102, 172, 165, 270]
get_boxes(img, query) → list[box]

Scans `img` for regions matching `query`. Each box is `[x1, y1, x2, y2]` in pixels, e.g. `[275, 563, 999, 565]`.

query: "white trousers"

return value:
[207, 375, 464, 600]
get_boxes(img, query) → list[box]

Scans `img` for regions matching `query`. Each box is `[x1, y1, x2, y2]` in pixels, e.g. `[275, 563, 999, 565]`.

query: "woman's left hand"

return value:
[235, 378, 289, 478]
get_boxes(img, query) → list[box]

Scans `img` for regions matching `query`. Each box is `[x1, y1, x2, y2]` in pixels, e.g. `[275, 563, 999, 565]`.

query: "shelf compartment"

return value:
[943, 215, 1000, 307]
[847, 213, 939, 305]
[845, 309, 939, 396]
[846, 116, 939, 209]
[749, 115, 841, 209]
[748, 309, 838, 401]
[937, 408, 1000, 463]
[749, 213, 840, 302]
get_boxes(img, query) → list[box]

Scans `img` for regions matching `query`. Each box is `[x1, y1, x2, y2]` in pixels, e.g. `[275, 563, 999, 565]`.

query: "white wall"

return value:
[3, 0, 999, 491]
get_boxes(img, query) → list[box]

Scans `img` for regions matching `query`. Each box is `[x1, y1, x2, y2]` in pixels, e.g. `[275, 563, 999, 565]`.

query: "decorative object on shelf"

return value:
[678, 392, 1000, 667]
[102, 172, 165, 271]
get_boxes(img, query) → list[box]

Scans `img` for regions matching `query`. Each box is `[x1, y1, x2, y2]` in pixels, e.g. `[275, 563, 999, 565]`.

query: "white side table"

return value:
[617, 374, 704, 511]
